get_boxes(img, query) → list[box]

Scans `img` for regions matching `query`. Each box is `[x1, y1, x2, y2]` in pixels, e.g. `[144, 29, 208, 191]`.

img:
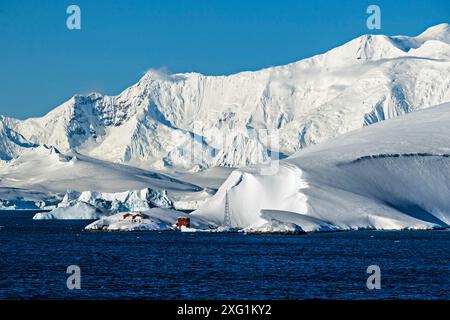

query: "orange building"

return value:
[176, 217, 190, 228]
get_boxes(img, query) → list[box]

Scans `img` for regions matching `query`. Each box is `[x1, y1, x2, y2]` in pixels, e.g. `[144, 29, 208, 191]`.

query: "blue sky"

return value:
[0, 0, 449, 119]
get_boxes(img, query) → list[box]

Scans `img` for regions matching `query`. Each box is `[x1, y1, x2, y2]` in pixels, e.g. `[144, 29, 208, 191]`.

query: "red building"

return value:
[176, 217, 190, 228]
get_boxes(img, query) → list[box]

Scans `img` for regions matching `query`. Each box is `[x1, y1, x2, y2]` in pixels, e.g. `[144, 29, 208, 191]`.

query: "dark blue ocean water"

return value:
[0, 210, 449, 299]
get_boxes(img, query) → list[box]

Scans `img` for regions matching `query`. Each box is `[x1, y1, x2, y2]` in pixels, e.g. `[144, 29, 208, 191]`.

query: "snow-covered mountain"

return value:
[1, 23, 449, 171]
[0, 144, 205, 210]
[193, 102, 450, 232]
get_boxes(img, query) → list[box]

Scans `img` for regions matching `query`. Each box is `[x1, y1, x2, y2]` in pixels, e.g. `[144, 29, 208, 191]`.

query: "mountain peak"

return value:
[420, 23, 450, 35]
[418, 23, 450, 43]
[72, 92, 103, 103]
[351, 34, 406, 60]
[141, 69, 202, 85]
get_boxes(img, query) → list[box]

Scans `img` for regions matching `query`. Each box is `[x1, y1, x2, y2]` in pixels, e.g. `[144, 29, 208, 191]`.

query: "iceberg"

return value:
[0, 188, 60, 211]
[33, 188, 173, 220]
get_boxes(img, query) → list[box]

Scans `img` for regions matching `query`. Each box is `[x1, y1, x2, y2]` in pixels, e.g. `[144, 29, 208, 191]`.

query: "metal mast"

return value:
[223, 191, 232, 227]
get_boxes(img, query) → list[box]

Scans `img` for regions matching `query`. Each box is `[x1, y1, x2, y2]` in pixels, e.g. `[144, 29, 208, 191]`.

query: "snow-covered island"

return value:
[84, 208, 215, 232]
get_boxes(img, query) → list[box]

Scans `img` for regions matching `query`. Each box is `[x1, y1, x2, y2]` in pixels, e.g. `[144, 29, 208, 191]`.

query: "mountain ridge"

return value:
[1, 23, 450, 170]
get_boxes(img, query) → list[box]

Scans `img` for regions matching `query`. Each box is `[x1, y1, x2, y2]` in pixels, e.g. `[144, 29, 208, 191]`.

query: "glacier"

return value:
[33, 188, 173, 220]
[0, 143, 210, 212]
[193, 102, 450, 232]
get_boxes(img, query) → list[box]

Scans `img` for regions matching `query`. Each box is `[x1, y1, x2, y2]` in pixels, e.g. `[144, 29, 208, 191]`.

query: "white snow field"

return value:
[193, 102, 450, 233]
[0, 144, 211, 211]
[85, 208, 214, 232]
[0, 24, 449, 172]
[0, 145, 200, 193]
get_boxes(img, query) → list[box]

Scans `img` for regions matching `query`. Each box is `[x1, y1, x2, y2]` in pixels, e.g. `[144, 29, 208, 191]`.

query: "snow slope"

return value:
[1, 24, 449, 171]
[0, 144, 208, 210]
[0, 145, 199, 193]
[193, 102, 450, 232]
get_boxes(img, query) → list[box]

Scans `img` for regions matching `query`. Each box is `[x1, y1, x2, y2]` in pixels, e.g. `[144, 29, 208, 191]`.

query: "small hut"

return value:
[176, 217, 190, 228]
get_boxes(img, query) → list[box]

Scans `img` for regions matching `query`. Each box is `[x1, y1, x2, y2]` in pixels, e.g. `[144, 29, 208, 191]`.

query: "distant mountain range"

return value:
[1, 23, 449, 172]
